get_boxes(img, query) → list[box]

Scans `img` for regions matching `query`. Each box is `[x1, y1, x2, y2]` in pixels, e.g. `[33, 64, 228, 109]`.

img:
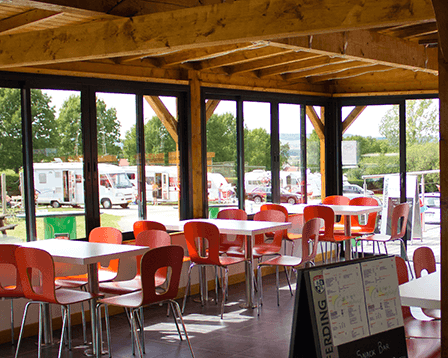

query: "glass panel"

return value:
[244, 101, 271, 213]
[306, 106, 323, 202]
[206, 100, 237, 217]
[31, 89, 85, 241]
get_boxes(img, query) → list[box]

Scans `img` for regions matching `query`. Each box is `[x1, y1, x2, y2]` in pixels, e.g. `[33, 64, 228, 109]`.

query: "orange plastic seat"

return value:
[395, 256, 440, 341]
[257, 218, 321, 312]
[182, 221, 245, 318]
[217, 208, 247, 254]
[0, 244, 24, 346]
[14, 247, 95, 358]
[413, 247, 440, 320]
[357, 203, 412, 276]
[133, 220, 166, 239]
[98, 245, 194, 358]
[252, 209, 287, 257]
[346, 196, 379, 235]
[304, 205, 353, 262]
[322, 195, 350, 230]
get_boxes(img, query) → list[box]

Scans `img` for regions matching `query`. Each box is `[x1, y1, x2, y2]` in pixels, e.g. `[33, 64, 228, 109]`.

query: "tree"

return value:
[206, 112, 237, 162]
[245, 127, 271, 170]
[0, 88, 57, 172]
[122, 116, 176, 165]
[379, 100, 438, 147]
[56, 95, 122, 158]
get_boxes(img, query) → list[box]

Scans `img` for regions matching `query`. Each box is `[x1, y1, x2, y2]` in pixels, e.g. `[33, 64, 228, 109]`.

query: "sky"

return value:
[44, 89, 392, 139]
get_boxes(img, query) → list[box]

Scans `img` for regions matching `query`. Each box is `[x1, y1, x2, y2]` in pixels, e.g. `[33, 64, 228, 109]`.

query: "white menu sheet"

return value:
[323, 265, 370, 346]
[361, 257, 404, 335]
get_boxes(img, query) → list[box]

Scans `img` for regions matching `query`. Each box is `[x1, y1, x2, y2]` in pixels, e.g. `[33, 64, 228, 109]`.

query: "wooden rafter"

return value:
[285, 61, 371, 80]
[206, 99, 221, 121]
[0, 0, 436, 69]
[309, 64, 393, 83]
[0, 9, 61, 35]
[379, 22, 438, 39]
[342, 106, 367, 133]
[144, 95, 178, 142]
[306, 106, 324, 139]
[431, 0, 448, 61]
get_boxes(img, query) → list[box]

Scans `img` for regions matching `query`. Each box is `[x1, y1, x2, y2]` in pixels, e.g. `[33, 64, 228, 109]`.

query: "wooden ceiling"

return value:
[0, 0, 440, 97]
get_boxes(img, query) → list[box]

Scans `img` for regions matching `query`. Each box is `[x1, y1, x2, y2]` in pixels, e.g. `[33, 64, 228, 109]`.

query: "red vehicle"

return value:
[247, 186, 303, 205]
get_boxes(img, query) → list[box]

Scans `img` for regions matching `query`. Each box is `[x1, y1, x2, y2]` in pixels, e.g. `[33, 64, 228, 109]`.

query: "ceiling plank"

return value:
[0, 9, 61, 35]
[431, 0, 448, 61]
[309, 64, 393, 83]
[284, 60, 369, 80]
[0, 0, 436, 69]
[258, 57, 349, 78]
[143, 95, 178, 141]
[306, 106, 324, 139]
[379, 22, 437, 39]
[342, 106, 367, 133]
[228, 51, 319, 75]
[272, 29, 438, 73]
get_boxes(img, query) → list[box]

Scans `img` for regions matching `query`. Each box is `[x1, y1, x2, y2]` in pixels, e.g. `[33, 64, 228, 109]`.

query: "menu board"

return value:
[289, 256, 407, 358]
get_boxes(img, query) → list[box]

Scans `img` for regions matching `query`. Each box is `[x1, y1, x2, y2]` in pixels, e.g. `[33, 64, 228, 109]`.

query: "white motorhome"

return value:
[34, 161, 134, 209]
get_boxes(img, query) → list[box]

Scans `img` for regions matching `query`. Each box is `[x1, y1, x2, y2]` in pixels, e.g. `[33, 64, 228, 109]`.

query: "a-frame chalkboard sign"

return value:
[289, 255, 407, 358]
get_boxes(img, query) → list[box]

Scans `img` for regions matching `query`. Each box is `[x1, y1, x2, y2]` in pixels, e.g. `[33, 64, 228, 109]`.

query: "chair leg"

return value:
[130, 309, 143, 358]
[104, 305, 112, 358]
[257, 265, 263, 316]
[38, 304, 43, 358]
[170, 302, 183, 340]
[182, 263, 194, 313]
[214, 266, 219, 304]
[138, 306, 146, 354]
[14, 302, 32, 358]
[58, 306, 68, 358]
[221, 267, 228, 319]
[10, 299, 14, 346]
[284, 266, 293, 296]
[275, 266, 280, 306]
[170, 300, 195, 358]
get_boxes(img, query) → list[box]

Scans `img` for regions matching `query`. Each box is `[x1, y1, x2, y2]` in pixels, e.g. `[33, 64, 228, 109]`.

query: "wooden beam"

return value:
[206, 99, 220, 121]
[229, 51, 319, 75]
[0, 9, 61, 35]
[342, 106, 367, 134]
[259, 57, 349, 78]
[319, 107, 326, 199]
[143, 96, 178, 142]
[309, 64, 393, 83]
[379, 22, 437, 39]
[0, 0, 436, 69]
[272, 29, 438, 73]
[432, 0, 448, 61]
[306, 106, 324, 139]
[285, 61, 371, 80]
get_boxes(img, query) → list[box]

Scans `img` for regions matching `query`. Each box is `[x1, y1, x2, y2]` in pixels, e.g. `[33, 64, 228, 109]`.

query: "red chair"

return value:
[252, 209, 287, 257]
[261, 203, 302, 255]
[322, 195, 350, 229]
[395, 257, 440, 342]
[98, 245, 194, 358]
[0, 244, 24, 346]
[257, 218, 321, 312]
[217, 208, 247, 254]
[357, 203, 412, 276]
[14, 247, 95, 358]
[182, 221, 245, 318]
[304, 205, 353, 263]
[413, 247, 440, 320]
[133, 220, 166, 239]
[347, 196, 379, 235]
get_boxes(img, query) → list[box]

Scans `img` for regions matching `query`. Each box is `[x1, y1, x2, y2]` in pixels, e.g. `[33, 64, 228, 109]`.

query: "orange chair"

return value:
[261, 203, 302, 255]
[413, 247, 440, 320]
[14, 247, 95, 358]
[304, 205, 353, 263]
[257, 218, 321, 311]
[395, 257, 440, 342]
[182, 221, 245, 318]
[98, 245, 194, 358]
[133, 220, 166, 239]
[322, 195, 350, 229]
[0, 244, 24, 346]
[357, 203, 412, 275]
[217, 208, 247, 254]
[348, 196, 379, 235]
[252, 209, 287, 257]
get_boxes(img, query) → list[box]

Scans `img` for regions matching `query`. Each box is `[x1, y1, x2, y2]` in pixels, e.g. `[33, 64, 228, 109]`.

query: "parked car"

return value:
[247, 186, 302, 205]
[343, 184, 374, 196]
[421, 192, 440, 224]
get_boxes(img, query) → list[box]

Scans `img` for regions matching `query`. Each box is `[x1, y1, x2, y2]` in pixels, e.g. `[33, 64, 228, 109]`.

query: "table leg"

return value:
[41, 303, 53, 346]
[86, 263, 99, 357]
[241, 233, 255, 308]
[344, 215, 352, 261]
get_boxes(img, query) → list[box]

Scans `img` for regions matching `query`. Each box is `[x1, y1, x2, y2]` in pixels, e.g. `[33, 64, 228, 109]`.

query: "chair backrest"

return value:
[395, 256, 411, 319]
[349, 196, 379, 232]
[89, 227, 123, 272]
[135, 229, 171, 278]
[140, 245, 184, 306]
[0, 244, 23, 298]
[390, 203, 410, 240]
[322, 195, 350, 205]
[260, 204, 289, 238]
[133, 221, 166, 239]
[301, 218, 321, 264]
[253, 210, 286, 250]
[184, 221, 222, 266]
[413, 246, 436, 278]
[15, 247, 58, 304]
[304, 205, 334, 241]
[217, 209, 247, 250]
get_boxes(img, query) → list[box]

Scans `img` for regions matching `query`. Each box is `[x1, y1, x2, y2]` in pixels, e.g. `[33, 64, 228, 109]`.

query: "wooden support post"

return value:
[189, 71, 205, 218]
[320, 107, 326, 199]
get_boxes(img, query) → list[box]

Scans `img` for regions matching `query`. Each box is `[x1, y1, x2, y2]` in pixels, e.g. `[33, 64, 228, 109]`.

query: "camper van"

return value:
[34, 161, 134, 209]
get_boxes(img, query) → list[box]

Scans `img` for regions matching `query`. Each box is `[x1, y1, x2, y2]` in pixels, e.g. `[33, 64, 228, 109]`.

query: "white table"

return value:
[22, 239, 149, 357]
[285, 203, 382, 260]
[162, 218, 291, 308]
[399, 271, 440, 309]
